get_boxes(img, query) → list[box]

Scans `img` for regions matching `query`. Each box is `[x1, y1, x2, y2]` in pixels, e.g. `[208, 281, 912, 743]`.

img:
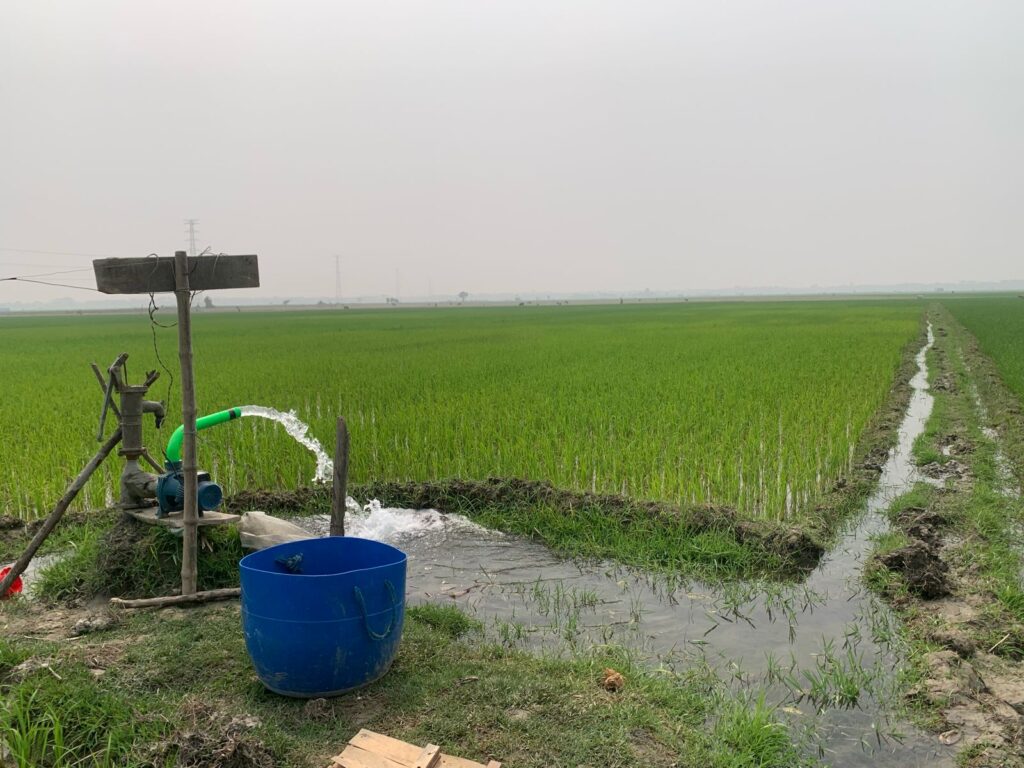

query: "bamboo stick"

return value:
[331, 417, 349, 536]
[0, 429, 123, 597]
[174, 250, 199, 596]
[110, 587, 240, 609]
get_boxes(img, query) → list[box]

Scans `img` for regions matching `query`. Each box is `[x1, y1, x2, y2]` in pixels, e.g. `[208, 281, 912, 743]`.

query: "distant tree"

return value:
[458, 291, 469, 303]
[203, 295, 214, 309]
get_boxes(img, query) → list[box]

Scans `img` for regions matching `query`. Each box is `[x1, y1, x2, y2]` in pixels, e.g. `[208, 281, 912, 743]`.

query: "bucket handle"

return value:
[353, 580, 400, 641]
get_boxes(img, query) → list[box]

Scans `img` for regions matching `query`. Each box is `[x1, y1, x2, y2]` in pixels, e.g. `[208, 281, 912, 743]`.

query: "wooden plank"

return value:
[127, 508, 240, 528]
[335, 744, 407, 768]
[347, 730, 420, 765]
[93, 255, 259, 294]
[438, 757, 488, 768]
[413, 745, 441, 768]
[328, 731, 497, 768]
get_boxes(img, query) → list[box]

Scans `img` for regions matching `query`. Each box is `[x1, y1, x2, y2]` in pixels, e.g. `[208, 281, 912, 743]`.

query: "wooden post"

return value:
[331, 417, 349, 536]
[0, 429, 123, 597]
[174, 250, 199, 596]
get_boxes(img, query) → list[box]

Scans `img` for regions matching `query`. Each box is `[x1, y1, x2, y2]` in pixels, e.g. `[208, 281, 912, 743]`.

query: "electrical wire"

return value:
[0, 267, 94, 281]
[144, 253, 176, 409]
[0, 278, 100, 292]
[4, 250, 223, 412]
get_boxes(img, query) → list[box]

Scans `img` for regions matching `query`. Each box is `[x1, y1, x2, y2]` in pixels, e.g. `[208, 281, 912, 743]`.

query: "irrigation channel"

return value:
[274, 324, 948, 766]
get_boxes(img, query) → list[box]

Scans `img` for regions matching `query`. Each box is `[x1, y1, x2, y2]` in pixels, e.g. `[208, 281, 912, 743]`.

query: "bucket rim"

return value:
[239, 535, 407, 578]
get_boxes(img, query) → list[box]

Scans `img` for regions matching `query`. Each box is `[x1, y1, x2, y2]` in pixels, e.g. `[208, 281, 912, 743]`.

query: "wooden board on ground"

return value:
[127, 507, 240, 528]
[329, 729, 501, 768]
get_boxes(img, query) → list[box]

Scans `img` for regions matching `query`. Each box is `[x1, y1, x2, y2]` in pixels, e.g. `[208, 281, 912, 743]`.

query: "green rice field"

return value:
[944, 296, 1024, 404]
[0, 300, 923, 521]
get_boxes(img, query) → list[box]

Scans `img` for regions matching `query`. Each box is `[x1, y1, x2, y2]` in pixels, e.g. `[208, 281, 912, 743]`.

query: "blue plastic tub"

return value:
[239, 537, 407, 698]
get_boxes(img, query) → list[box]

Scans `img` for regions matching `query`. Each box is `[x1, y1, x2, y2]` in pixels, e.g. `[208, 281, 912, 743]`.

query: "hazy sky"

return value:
[2, 1, 1021, 303]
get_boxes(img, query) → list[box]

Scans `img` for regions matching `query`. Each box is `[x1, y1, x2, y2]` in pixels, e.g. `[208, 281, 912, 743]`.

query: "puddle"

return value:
[293, 325, 952, 765]
[2, 552, 63, 597]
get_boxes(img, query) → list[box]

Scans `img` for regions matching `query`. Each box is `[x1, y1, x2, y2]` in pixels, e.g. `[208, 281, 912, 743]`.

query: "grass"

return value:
[865, 307, 1024, 760]
[0, 300, 922, 522]
[943, 295, 1024, 483]
[0, 650, 153, 768]
[0, 602, 805, 768]
[934, 314, 1024, 645]
[944, 296, 1024, 405]
[29, 516, 245, 602]
[712, 693, 801, 768]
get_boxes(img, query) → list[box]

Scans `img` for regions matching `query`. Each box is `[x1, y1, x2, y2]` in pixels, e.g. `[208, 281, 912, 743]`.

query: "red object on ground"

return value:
[0, 566, 23, 598]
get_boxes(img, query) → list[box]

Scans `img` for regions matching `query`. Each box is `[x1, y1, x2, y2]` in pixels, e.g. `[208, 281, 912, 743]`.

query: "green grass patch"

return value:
[32, 516, 244, 602]
[712, 693, 802, 768]
[406, 603, 483, 639]
[0, 603, 804, 767]
[0, 662, 162, 768]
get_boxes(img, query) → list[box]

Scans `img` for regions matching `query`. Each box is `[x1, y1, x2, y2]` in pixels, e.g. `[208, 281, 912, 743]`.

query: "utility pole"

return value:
[185, 219, 199, 257]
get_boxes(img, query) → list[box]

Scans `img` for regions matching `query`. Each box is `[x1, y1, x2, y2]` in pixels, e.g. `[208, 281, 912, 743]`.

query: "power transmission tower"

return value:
[184, 219, 199, 257]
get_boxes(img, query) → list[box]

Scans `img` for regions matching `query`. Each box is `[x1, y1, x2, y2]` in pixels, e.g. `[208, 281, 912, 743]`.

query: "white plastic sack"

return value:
[237, 510, 313, 550]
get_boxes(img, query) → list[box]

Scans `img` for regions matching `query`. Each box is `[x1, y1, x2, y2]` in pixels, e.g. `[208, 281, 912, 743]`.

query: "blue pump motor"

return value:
[155, 461, 223, 517]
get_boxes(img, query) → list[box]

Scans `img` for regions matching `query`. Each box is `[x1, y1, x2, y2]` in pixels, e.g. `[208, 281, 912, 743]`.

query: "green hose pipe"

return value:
[165, 407, 242, 464]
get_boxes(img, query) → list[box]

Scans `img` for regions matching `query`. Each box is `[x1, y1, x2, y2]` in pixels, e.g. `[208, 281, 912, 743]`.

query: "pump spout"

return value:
[165, 406, 242, 463]
[143, 399, 166, 429]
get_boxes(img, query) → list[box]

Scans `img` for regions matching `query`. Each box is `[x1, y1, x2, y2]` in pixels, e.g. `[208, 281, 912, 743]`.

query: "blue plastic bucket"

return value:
[239, 537, 407, 698]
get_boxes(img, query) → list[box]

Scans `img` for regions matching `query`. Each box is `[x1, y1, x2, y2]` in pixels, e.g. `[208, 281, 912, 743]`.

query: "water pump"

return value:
[153, 407, 242, 517]
[155, 462, 224, 517]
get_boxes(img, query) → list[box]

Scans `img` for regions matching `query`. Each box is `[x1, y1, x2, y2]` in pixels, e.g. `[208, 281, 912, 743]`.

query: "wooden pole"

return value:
[109, 587, 240, 609]
[0, 428, 122, 597]
[331, 417, 349, 536]
[174, 250, 199, 596]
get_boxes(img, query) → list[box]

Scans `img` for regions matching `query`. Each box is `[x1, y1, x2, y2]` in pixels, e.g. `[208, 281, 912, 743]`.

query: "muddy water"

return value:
[295, 325, 954, 765]
[4, 552, 61, 595]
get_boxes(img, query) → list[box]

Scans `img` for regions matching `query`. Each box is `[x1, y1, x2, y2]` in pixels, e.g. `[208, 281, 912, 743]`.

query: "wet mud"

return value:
[876, 506, 952, 599]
